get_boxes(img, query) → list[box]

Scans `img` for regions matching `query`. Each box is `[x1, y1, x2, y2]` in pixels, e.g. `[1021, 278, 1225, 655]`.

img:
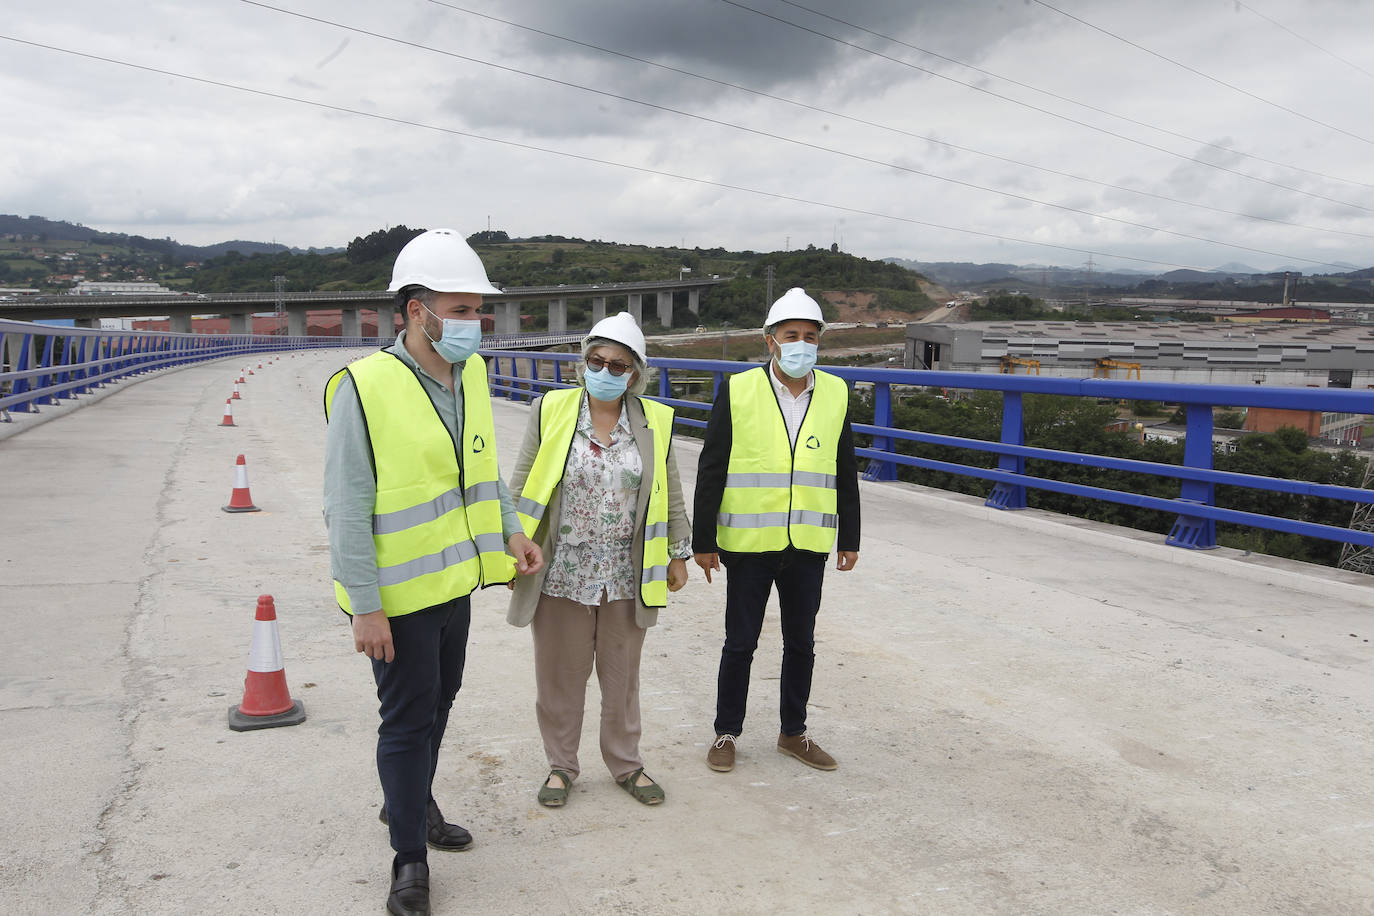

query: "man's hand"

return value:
[694, 552, 721, 584]
[352, 610, 394, 663]
[509, 532, 543, 575]
[667, 557, 688, 592]
[837, 550, 858, 571]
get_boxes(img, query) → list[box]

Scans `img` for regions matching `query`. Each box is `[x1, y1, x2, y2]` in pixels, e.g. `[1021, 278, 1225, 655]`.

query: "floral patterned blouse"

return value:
[542, 397, 692, 605]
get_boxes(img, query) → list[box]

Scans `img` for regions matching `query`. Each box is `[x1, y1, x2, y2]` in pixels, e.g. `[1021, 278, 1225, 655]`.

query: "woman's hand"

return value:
[667, 557, 688, 592]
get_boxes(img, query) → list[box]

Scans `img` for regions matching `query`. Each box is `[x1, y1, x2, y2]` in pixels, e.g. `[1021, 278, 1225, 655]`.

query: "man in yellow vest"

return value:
[693, 287, 860, 774]
[324, 228, 542, 916]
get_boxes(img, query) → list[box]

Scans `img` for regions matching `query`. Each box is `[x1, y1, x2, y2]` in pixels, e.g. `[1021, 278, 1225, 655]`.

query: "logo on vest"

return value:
[805, 435, 821, 449]
[472, 433, 486, 453]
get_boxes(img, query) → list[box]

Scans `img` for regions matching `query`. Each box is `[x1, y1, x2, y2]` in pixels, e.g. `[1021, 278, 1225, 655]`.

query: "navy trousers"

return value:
[370, 596, 470, 865]
[713, 548, 826, 738]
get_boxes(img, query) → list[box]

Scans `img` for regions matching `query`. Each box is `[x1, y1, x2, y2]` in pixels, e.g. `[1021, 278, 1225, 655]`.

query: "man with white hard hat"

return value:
[323, 228, 543, 915]
[693, 287, 860, 774]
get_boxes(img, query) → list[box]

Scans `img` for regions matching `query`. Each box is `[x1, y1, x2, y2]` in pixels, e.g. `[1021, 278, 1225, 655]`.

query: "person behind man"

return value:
[323, 228, 543, 916]
[693, 287, 860, 774]
[506, 312, 691, 808]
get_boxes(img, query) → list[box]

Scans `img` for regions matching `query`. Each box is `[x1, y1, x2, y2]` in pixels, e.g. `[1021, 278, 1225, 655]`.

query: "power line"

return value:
[0, 31, 1257, 273]
[1235, 0, 1374, 82]
[236, 1, 1361, 268]
[718, 0, 1374, 214]
[426, 0, 1374, 242]
[774, 0, 1374, 193]
[1027, 0, 1374, 147]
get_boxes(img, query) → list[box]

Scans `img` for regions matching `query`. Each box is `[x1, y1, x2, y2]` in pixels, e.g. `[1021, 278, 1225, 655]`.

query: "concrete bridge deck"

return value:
[2, 351, 1372, 915]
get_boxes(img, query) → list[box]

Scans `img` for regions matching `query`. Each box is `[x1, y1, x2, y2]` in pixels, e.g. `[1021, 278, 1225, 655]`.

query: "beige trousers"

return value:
[530, 592, 647, 782]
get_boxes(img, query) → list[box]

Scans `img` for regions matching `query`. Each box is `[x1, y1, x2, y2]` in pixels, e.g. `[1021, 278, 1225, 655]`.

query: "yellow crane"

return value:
[1093, 358, 1141, 380]
[1000, 355, 1041, 375]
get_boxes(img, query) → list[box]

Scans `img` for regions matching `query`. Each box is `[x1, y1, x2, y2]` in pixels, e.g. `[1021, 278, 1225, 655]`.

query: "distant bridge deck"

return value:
[1, 349, 1372, 914]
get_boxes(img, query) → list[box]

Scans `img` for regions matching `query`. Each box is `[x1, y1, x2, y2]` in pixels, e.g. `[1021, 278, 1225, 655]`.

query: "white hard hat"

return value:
[764, 287, 825, 332]
[584, 311, 646, 364]
[388, 228, 503, 295]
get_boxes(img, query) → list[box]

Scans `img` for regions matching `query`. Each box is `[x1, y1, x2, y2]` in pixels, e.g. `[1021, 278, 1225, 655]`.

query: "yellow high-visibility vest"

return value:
[716, 366, 846, 554]
[325, 351, 514, 616]
[514, 387, 674, 608]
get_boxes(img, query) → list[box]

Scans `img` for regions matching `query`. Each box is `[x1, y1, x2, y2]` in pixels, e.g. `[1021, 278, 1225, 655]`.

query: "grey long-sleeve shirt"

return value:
[323, 330, 521, 615]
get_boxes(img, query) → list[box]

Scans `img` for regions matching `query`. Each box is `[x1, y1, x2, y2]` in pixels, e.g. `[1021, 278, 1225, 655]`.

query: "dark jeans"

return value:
[713, 548, 826, 738]
[370, 596, 471, 864]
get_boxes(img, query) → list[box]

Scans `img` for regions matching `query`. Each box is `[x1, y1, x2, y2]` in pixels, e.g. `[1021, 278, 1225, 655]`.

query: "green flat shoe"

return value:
[538, 769, 572, 808]
[617, 767, 665, 806]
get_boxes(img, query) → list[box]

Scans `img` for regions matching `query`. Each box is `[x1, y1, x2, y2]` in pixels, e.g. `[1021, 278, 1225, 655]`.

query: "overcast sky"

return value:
[3, 0, 1372, 273]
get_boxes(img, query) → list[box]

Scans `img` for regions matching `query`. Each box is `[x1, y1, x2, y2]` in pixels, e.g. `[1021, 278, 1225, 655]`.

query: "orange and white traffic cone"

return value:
[231, 382, 241, 400]
[222, 453, 261, 512]
[257, 361, 263, 369]
[237, 370, 246, 383]
[228, 595, 306, 731]
[219, 398, 236, 427]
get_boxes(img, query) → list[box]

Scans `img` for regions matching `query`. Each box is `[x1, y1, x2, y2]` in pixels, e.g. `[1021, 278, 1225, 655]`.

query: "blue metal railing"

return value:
[483, 349, 1374, 554]
[0, 319, 374, 418]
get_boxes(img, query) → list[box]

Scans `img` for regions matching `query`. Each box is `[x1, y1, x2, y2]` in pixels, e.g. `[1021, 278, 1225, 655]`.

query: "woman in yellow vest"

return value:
[507, 311, 690, 808]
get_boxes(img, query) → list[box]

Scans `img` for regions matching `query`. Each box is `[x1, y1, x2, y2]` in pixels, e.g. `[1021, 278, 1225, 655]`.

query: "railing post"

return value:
[1167, 403, 1219, 549]
[73, 335, 90, 395]
[35, 334, 56, 405]
[11, 334, 34, 411]
[657, 361, 671, 399]
[985, 390, 1027, 510]
[862, 381, 898, 481]
[553, 357, 563, 387]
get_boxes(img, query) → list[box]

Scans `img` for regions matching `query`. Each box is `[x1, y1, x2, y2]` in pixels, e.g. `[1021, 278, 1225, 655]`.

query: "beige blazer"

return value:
[506, 391, 691, 629]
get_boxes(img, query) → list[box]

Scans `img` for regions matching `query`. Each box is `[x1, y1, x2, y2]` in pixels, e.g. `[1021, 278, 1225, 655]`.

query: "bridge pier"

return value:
[688, 289, 699, 316]
[495, 302, 521, 335]
[591, 297, 606, 325]
[657, 290, 672, 328]
[170, 314, 192, 334]
[341, 308, 361, 339]
[548, 298, 567, 335]
[375, 305, 395, 339]
[229, 313, 252, 335]
[627, 293, 643, 326]
[287, 306, 307, 337]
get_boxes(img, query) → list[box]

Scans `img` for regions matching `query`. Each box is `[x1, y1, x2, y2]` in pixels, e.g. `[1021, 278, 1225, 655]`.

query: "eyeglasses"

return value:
[585, 355, 634, 376]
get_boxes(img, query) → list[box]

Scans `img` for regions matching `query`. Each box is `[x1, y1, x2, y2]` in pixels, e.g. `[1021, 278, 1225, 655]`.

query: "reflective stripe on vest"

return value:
[325, 351, 514, 616]
[716, 366, 846, 554]
[515, 387, 675, 607]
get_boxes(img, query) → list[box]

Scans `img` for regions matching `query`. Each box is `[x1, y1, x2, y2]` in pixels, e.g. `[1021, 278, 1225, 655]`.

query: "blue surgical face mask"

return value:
[584, 365, 629, 402]
[773, 339, 818, 378]
[421, 304, 482, 363]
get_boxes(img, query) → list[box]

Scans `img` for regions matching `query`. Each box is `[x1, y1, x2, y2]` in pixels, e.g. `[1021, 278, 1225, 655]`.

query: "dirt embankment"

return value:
[819, 278, 953, 324]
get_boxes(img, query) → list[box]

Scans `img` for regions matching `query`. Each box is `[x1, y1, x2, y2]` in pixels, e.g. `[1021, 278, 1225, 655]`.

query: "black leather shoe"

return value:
[386, 861, 429, 916]
[379, 799, 474, 851]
